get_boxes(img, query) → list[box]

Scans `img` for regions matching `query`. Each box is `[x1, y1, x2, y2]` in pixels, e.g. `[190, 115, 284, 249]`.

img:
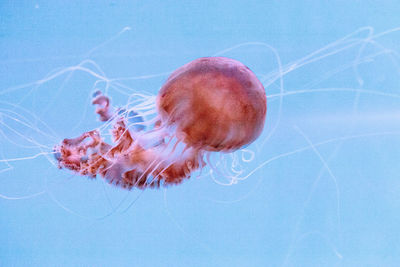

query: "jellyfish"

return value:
[54, 57, 267, 190]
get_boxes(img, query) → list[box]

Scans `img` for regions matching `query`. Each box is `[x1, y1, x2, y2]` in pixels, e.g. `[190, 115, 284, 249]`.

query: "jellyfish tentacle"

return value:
[54, 116, 204, 189]
[92, 90, 113, 121]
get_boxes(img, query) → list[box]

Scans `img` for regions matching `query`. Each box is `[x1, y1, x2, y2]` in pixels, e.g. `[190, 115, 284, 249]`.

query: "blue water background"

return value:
[1, 1, 400, 266]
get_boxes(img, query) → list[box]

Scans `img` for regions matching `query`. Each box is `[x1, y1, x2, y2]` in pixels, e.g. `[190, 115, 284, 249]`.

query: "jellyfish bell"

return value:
[54, 56, 267, 189]
[157, 57, 267, 152]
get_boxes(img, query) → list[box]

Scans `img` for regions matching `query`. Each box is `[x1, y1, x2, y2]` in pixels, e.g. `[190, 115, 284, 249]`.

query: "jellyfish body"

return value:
[55, 57, 267, 189]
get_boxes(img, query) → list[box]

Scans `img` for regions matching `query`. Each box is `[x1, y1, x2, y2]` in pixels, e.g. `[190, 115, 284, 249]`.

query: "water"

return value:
[1, 1, 400, 266]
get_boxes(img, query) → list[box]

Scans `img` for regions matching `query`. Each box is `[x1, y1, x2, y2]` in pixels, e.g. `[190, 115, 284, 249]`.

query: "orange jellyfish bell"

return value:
[157, 57, 267, 152]
[54, 57, 267, 189]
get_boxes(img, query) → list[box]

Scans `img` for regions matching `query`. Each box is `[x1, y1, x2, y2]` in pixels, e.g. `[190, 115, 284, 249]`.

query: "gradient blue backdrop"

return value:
[1, 1, 400, 266]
